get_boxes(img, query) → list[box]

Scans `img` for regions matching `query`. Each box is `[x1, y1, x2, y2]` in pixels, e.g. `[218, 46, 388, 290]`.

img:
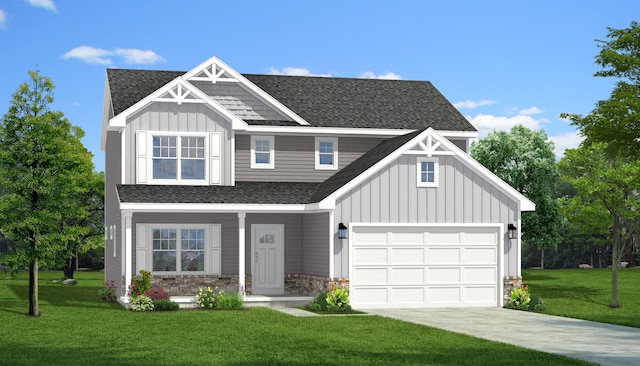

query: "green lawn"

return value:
[0, 271, 590, 366]
[522, 268, 640, 328]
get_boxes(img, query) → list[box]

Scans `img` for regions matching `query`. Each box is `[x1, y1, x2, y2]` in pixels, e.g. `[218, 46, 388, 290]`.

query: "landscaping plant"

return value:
[152, 299, 179, 311]
[98, 280, 118, 302]
[196, 286, 218, 309]
[130, 295, 154, 311]
[128, 269, 151, 298]
[326, 280, 350, 310]
[144, 287, 170, 301]
[216, 290, 244, 310]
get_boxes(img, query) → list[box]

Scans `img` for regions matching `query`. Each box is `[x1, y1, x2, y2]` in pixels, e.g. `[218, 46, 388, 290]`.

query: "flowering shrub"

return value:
[130, 295, 154, 311]
[326, 279, 350, 311]
[144, 287, 170, 301]
[98, 280, 118, 302]
[196, 286, 218, 309]
[128, 269, 152, 298]
[506, 281, 531, 310]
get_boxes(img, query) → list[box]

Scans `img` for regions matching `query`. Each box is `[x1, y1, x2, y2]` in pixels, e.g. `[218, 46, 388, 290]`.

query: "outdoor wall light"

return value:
[508, 223, 518, 240]
[338, 223, 348, 239]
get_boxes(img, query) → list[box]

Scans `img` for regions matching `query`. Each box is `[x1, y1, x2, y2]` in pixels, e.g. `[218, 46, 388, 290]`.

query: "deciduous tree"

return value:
[0, 70, 94, 316]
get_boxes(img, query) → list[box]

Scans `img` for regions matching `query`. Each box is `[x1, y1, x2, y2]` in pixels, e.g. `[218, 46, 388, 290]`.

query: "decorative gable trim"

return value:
[108, 77, 248, 131]
[184, 56, 311, 126]
[317, 128, 535, 211]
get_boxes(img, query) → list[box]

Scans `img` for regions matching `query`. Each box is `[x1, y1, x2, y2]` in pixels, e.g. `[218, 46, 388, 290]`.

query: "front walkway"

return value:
[365, 308, 640, 366]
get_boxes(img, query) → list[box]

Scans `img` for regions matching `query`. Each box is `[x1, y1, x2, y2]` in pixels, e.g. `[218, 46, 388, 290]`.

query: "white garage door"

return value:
[350, 225, 501, 309]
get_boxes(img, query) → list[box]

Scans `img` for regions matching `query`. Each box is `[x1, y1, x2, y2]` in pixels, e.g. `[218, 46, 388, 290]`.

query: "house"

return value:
[100, 56, 534, 309]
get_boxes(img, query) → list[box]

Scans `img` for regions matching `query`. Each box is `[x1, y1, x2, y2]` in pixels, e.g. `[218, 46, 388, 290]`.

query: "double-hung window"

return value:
[315, 137, 338, 170]
[251, 135, 274, 169]
[152, 135, 205, 180]
[152, 227, 205, 272]
[417, 157, 438, 187]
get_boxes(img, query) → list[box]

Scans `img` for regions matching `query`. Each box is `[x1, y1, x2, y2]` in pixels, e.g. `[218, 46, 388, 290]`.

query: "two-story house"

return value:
[100, 56, 534, 309]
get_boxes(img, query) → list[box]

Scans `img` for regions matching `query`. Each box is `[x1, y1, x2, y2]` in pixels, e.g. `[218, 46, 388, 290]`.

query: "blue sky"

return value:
[1, 0, 638, 172]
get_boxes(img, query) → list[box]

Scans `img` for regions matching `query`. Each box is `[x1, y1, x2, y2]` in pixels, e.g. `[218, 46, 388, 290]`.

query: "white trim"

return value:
[315, 137, 338, 170]
[184, 56, 311, 126]
[121, 129, 126, 184]
[319, 128, 535, 212]
[123, 211, 133, 303]
[348, 222, 504, 308]
[329, 210, 335, 278]
[112, 225, 117, 257]
[416, 157, 439, 187]
[242, 125, 479, 139]
[119, 202, 308, 213]
[238, 212, 246, 295]
[250, 135, 275, 169]
[230, 131, 236, 185]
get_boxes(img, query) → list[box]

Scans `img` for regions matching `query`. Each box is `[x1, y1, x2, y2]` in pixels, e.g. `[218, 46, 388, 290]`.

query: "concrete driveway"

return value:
[366, 308, 640, 366]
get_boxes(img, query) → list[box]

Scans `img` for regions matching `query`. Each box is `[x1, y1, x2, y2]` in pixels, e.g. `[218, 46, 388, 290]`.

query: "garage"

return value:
[349, 224, 502, 309]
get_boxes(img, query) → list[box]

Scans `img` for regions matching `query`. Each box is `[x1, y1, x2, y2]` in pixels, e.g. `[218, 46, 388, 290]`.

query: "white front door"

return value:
[251, 224, 284, 295]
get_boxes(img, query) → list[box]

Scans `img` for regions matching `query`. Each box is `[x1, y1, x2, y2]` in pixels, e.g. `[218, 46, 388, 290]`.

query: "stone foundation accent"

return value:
[503, 275, 523, 304]
[284, 274, 350, 296]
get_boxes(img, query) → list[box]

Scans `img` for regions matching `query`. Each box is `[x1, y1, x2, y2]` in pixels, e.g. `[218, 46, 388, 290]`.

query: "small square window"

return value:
[251, 136, 275, 169]
[315, 137, 338, 170]
[417, 157, 438, 187]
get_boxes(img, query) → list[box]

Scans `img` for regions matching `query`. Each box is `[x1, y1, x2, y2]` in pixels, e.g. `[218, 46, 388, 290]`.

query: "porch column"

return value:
[238, 212, 246, 296]
[123, 210, 133, 303]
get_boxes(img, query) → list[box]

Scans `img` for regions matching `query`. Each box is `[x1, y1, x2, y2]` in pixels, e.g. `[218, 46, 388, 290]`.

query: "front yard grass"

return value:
[522, 268, 640, 328]
[0, 271, 592, 366]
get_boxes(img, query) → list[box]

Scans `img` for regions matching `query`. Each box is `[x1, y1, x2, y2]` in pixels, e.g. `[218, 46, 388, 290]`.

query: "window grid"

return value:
[319, 141, 334, 165]
[152, 228, 205, 272]
[254, 139, 270, 164]
[152, 135, 205, 181]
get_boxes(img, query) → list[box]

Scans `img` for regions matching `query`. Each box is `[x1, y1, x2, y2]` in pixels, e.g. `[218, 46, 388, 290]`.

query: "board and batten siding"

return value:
[235, 135, 385, 182]
[104, 130, 123, 294]
[334, 154, 519, 277]
[191, 81, 290, 121]
[124, 102, 233, 185]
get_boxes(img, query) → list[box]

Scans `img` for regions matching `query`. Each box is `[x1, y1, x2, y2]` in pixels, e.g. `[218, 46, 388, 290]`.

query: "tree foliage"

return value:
[562, 21, 640, 157]
[558, 142, 640, 307]
[471, 125, 562, 268]
[0, 70, 95, 316]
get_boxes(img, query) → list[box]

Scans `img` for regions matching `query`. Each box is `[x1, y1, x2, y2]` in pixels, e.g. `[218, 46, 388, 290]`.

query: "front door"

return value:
[251, 224, 284, 295]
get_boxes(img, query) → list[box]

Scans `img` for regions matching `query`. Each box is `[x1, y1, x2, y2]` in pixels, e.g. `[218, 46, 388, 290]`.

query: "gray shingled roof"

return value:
[117, 182, 320, 204]
[106, 69, 475, 131]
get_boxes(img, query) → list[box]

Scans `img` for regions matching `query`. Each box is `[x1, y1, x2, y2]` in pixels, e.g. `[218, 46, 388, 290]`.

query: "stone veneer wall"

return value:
[503, 275, 523, 304]
[137, 273, 350, 296]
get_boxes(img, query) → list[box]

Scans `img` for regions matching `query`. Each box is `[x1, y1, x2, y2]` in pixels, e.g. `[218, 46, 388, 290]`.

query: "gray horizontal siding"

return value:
[335, 154, 519, 275]
[235, 135, 385, 182]
[104, 131, 123, 294]
[302, 212, 330, 277]
[124, 102, 233, 185]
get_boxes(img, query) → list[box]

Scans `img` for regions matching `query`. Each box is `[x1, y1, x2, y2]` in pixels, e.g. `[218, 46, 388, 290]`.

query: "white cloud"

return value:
[519, 106, 543, 115]
[115, 48, 165, 65]
[27, 0, 57, 12]
[62, 46, 165, 66]
[549, 131, 584, 158]
[0, 9, 7, 29]
[465, 113, 548, 139]
[268, 67, 332, 77]
[359, 71, 402, 80]
[62, 46, 113, 65]
[453, 99, 496, 109]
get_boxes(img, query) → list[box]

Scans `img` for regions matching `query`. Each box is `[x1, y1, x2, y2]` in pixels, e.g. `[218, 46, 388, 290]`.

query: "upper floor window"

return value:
[251, 135, 274, 169]
[137, 131, 220, 185]
[417, 157, 438, 187]
[315, 137, 338, 170]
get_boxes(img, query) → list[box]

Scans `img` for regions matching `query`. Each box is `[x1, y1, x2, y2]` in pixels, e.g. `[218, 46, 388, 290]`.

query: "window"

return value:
[152, 227, 205, 272]
[315, 137, 338, 170]
[251, 135, 275, 169]
[152, 135, 205, 180]
[417, 157, 438, 187]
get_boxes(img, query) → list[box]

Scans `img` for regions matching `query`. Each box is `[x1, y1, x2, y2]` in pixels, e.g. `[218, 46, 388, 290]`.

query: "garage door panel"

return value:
[352, 247, 387, 265]
[464, 247, 497, 264]
[391, 248, 425, 265]
[391, 287, 425, 304]
[352, 267, 388, 284]
[463, 267, 497, 283]
[428, 267, 461, 284]
[351, 225, 499, 309]
[390, 267, 426, 284]
[427, 248, 461, 265]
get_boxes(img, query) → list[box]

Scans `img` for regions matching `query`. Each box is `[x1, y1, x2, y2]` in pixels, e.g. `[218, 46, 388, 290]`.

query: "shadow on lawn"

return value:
[537, 284, 608, 306]
[6, 283, 117, 310]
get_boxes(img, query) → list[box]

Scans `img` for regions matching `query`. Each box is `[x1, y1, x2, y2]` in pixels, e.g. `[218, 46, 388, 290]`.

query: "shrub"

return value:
[314, 291, 329, 310]
[144, 287, 170, 301]
[196, 286, 217, 309]
[326, 280, 349, 310]
[216, 290, 244, 310]
[98, 280, 118, 302]
[153, 299, 179, 311]
[529, 293, 546, 311]
[128, 269, 152, 298]
[506, 281, 531, 310]
[130, 295, 154, 311]
[308, 303, 321, 311]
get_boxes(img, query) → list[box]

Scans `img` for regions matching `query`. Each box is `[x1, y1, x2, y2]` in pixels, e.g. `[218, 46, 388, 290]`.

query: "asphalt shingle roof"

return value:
[117, 181, 320, 204]
[107, 69, 475, 131]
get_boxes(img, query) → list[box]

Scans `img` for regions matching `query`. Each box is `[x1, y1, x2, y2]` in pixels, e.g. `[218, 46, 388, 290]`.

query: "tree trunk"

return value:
[63, 256, 75, 279]
[28, 257, 40, 317]
[610, 217, 621, 308]
[540, 248, 545, 269]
